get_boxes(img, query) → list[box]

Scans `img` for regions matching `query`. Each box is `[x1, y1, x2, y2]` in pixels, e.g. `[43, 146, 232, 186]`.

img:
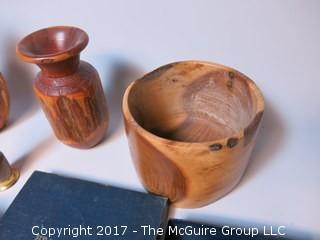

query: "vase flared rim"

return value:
[16, 26, 89, 64]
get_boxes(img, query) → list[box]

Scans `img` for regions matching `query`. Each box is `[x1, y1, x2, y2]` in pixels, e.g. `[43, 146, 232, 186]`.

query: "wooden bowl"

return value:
[123, 61, 264, 208]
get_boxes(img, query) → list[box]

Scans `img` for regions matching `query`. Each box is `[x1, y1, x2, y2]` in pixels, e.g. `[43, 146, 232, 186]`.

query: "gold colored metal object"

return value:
[0, 152, 19, 191]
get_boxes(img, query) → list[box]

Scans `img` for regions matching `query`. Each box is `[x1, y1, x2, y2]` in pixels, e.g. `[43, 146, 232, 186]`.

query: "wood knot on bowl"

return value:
[227, 137, 238, 148]
[228, 71, 235, 79]
[227, 71, 235, 90]
[209, 143, 223, 151]
[227, 79, 233, 89]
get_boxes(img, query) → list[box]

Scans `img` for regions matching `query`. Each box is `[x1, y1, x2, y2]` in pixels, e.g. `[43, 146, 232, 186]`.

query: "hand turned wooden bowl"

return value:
[123, 61, 264, 208]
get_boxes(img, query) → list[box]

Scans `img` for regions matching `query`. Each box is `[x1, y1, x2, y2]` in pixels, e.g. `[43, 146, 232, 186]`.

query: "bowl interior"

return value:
[17, 26, 88, 59]
[127, 62, 261, 143]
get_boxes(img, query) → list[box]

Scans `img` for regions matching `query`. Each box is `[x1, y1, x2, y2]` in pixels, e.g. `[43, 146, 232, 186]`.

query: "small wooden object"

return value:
[16, 26, 109, 148]
[0, 73, 10, 130]
[0, 152, 19, 191]
[123, 61, 264, 208]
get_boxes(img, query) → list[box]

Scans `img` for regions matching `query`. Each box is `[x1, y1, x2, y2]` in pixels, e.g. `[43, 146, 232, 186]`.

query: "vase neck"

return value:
[38, 55, 80, 77]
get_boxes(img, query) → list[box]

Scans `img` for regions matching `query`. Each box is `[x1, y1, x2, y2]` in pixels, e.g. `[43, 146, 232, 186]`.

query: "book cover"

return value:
[0, 171, 169, 240]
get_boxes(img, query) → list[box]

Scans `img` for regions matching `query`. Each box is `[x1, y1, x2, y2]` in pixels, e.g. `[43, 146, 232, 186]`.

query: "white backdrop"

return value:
[0, 1, 319, 239]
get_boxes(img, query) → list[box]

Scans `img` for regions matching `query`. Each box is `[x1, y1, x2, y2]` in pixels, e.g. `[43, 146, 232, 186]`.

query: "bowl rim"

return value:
[122, 60, 265, 147]
[16, 25, 89, 64]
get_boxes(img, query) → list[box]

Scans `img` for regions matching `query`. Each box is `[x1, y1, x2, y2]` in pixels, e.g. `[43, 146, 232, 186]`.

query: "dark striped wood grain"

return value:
[35, 65, 108, 148]
[17, 26, 109, 148]
[0, 73, 9, 130]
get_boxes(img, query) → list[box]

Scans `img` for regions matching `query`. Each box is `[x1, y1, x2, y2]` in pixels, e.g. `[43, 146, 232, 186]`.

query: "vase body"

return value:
[17, 26, 108, 148]
[34, 59, 108, 148]
[0, 73, 9, 130]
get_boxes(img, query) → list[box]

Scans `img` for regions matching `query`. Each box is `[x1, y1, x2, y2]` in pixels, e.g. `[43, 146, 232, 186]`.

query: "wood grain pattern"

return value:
[123, 61, 264, 208]
[0, 73, 10, 130]
[17, 26, 108, 148]
[34, 62, 108, 148]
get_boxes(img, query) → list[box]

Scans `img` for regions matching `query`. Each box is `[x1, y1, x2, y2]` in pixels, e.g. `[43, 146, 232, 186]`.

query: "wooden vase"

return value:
[123, 61, 264, 208]
[0, 73, 10, 130]
[17, 26, 109, 148]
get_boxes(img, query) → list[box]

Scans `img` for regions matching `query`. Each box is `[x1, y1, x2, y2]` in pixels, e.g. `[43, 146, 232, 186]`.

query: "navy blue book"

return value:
[0, 171, 169, 240]
[165, 219, 294, 240]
